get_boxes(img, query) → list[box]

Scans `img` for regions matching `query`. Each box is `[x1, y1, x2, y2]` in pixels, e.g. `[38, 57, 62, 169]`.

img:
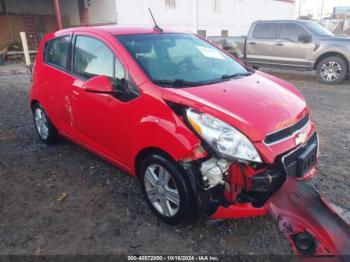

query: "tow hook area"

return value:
[268, 178, 350, 258]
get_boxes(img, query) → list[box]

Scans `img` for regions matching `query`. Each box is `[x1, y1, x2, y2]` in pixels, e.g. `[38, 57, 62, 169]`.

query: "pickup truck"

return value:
[208, 20, 350, 84]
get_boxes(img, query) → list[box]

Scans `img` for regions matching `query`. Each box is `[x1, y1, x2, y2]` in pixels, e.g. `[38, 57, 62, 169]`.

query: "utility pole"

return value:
[53, 0, 63, 30]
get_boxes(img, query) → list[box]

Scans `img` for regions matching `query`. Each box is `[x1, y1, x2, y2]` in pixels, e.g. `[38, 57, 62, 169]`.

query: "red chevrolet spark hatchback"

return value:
[30, 26, 318, 225]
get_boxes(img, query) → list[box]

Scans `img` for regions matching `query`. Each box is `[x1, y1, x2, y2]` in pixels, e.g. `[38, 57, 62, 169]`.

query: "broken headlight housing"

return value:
[186, 108, 262, 163]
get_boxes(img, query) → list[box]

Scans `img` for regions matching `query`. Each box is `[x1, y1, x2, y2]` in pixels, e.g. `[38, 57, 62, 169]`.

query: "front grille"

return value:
[264, 114, 310, 145]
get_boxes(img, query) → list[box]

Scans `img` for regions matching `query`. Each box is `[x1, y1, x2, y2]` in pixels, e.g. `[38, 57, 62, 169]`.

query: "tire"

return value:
[316, 56, 348, 84]
[32, 103, 58, 144]
[139, 154, 197, 225]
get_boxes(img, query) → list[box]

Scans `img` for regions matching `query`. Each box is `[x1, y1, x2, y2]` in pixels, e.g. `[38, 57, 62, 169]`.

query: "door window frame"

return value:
[70, 34, 123, 82]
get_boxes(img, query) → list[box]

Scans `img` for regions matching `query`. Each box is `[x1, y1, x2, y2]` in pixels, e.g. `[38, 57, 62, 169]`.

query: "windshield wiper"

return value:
[153, 72, 253, 87]
[221, 72, 253, 80]
[153, 79, 204, 87]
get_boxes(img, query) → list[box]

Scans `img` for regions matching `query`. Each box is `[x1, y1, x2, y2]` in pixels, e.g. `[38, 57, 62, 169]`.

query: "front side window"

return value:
[116, 33, 249, 87]
[279, 23, 309, 42]
[302, 21, 333, 36]
[253, 23, 278, 39]
[113, 57, 126, 91]
[73, 35, 114, 79]
[46, 36, 70, 69]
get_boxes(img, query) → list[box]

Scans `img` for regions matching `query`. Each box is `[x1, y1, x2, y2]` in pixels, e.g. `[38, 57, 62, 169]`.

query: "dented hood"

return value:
[162, 72, 308, 141]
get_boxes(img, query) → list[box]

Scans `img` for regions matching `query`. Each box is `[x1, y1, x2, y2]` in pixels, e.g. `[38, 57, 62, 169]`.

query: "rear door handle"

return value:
[276, 42, 284, 46]
[248, 41, 256, 45]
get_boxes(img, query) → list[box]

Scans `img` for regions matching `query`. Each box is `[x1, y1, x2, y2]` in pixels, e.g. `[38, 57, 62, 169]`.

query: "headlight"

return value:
[186, 108, 262, 163]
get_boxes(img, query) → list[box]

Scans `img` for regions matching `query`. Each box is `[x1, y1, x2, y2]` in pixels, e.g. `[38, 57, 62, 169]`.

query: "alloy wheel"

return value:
[34, 107, 49, 140]
[320, 61, 342, 82]
[144, 164, 180, 217]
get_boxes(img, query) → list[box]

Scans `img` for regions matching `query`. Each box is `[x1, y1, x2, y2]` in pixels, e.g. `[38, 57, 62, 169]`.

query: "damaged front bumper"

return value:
[183, 132, 350, 257]
[183, 133, 318, 218]
[268, 179, 350, 257]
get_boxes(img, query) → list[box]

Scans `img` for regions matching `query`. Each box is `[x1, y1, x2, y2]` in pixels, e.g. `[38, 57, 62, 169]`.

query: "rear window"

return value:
[253, 23, 278, 39]
[46, 36, 70, 69]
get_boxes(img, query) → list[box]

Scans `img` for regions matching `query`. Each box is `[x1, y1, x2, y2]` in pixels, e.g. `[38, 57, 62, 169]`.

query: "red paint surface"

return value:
[211, 203, 268, 219]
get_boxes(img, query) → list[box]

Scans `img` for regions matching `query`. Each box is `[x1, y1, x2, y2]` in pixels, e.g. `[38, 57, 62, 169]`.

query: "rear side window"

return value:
[73, 36, 114, 79]
[46, 36, 70, 69]
[253, 23, 278, 39]
[279, 23, 309, 42]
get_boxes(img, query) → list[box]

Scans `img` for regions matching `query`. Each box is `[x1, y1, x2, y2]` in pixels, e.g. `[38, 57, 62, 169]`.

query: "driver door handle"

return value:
[276, 42, 284, 46]
[248, 41, 256, 45]
[72, 80, 84, 99]
[72, 81, 83, 88]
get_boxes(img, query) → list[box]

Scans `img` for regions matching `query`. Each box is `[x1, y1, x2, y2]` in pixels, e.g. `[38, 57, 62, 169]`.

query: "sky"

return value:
[297, 0, 350, 18]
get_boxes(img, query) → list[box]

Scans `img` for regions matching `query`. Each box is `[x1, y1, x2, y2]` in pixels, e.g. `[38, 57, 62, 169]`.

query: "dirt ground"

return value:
[0, 64, 349, 256]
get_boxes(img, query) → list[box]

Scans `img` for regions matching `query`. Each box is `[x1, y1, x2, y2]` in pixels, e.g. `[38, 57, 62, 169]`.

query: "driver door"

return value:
[272, 23, 315, 68]
[67, 34, 130, 166]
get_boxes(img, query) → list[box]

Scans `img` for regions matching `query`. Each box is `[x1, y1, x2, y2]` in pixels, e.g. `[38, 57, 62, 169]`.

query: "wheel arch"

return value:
[134, 147, 179, 178]
[314, 52, 349, 71]
[30, 99, 39, 109]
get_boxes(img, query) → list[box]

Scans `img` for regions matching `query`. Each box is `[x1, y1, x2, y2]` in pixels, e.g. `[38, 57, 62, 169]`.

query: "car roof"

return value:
[55, 25, 188, 36]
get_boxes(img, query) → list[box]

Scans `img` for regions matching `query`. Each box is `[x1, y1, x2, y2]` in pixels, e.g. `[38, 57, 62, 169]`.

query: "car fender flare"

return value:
[314, 49, 350, 70]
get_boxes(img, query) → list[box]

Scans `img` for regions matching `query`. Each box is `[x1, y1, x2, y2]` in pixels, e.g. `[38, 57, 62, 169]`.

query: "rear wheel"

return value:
[139, 154, 196, 225]
[316, 56, 348, 84]
[32, 103, 58, 144]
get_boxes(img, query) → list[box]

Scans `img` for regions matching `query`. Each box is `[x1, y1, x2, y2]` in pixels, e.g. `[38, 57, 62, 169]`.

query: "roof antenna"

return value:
[148, 8, 163, 32]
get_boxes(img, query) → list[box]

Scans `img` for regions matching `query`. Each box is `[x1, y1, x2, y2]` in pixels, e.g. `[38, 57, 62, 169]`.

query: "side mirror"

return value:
[84, 75, 114, 93]
[298, 35, 311, 43]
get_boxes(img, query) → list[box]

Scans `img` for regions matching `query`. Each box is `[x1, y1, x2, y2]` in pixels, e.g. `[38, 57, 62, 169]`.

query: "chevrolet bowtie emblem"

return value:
[295, 132, 307, 146]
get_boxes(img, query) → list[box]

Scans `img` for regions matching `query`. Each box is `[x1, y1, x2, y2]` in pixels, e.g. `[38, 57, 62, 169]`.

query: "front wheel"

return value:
[139, 154, 196, 225]
[316, 56, 348, 84]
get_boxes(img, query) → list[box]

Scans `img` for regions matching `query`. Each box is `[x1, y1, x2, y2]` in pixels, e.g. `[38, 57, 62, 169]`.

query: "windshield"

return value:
[116, 33, 250, 87]
[303, 21, 334, 36]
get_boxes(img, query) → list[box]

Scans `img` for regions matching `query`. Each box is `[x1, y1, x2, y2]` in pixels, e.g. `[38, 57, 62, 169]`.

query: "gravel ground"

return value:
[0, 64, 349, 256]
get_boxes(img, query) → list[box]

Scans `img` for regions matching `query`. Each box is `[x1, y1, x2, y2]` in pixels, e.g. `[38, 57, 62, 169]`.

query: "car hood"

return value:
[318, 35, 350, 42]
[161, 72, 308, 142]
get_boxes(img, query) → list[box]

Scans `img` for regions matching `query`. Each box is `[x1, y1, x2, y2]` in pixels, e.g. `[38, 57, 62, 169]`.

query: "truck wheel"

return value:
[139, 154, 196, 225]
[316, 56, 348, 84]
[32, 103, 58, 144]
